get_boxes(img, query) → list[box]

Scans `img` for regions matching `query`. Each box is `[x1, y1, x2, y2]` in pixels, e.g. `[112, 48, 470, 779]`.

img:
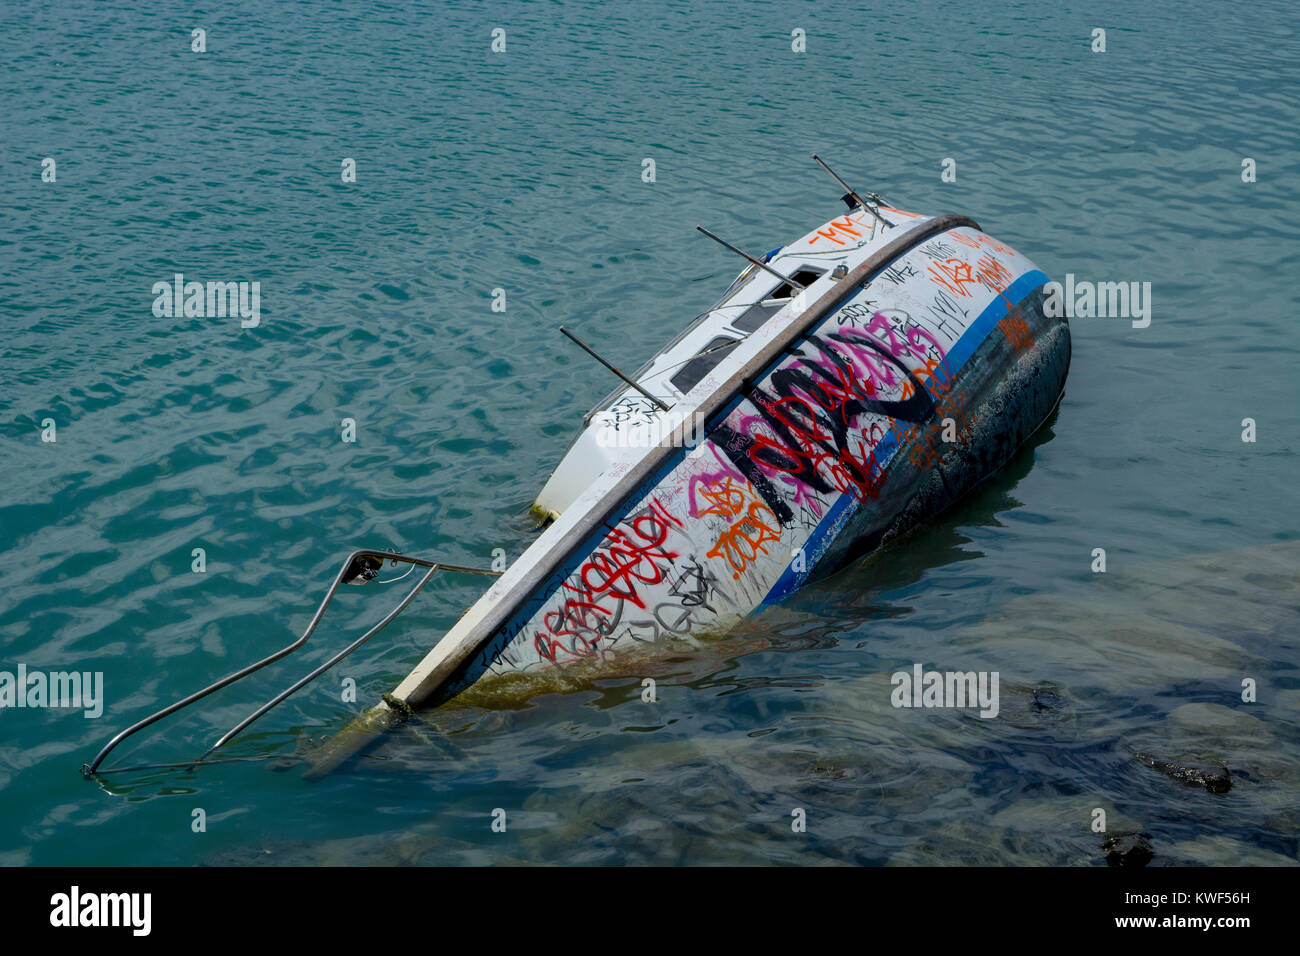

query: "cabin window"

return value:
[732, 299, 783, 333]
[670, 336, 740, 394]
[731, 267, 826, 332]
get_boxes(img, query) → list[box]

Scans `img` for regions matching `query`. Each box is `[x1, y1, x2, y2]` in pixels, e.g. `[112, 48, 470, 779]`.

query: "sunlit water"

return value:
[1, 0, 1297, 866]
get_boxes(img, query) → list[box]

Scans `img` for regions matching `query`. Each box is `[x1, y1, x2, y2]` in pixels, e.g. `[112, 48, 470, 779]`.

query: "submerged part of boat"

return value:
[83, 166, 1069, 779]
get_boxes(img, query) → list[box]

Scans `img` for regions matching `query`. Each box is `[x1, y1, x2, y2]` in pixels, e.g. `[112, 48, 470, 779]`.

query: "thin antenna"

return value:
[695, 225, 807, 290]
[559, 326, 672, 412]
[812, 154, 895, 228]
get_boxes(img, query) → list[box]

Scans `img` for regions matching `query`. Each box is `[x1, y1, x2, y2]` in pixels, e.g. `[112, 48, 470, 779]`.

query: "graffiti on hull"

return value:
[481, 227, 1045, 675]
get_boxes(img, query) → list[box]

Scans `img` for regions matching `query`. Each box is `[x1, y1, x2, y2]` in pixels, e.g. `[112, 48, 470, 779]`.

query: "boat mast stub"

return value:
[695, 225, 808, 290]
[812, 153, 895, 228]
[559, 325, 672, 412]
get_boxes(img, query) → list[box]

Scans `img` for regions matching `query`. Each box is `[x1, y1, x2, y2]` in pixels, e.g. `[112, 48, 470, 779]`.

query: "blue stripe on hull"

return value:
[759, 268, 1050, 606]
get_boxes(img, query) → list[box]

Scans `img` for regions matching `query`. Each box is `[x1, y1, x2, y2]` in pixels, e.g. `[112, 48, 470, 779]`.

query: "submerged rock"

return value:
[978, 680, 1077, 731]
[1135, 752, 1232, 794]
[1165, 834, 1299, 867]
[1102, 831, 1155, 867]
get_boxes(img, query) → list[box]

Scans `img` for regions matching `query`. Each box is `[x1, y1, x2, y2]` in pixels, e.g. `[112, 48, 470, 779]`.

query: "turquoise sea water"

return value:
[1, 0, 1297, 866]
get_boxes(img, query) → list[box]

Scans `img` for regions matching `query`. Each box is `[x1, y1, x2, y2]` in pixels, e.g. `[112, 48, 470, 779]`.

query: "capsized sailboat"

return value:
[84, 158, 1070, 778]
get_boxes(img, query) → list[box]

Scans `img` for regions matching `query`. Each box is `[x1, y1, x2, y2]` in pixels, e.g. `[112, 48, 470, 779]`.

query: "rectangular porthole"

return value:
[669, 336, 741, 395]
[731, 268, 825, 332]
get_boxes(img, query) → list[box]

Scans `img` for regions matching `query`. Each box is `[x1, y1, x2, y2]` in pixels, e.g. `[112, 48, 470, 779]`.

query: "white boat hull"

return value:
[390, 207, 1070, 709]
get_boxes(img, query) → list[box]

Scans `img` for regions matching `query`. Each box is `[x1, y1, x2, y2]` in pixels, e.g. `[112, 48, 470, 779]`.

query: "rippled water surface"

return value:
[1, 0, 1297, 866]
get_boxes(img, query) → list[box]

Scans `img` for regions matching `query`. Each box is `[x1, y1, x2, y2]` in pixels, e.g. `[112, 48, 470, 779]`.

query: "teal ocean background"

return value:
[1, 0, 1297, 865]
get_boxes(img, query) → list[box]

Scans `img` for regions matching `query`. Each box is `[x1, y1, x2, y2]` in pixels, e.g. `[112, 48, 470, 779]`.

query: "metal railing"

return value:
[81, 549, 499, 777]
